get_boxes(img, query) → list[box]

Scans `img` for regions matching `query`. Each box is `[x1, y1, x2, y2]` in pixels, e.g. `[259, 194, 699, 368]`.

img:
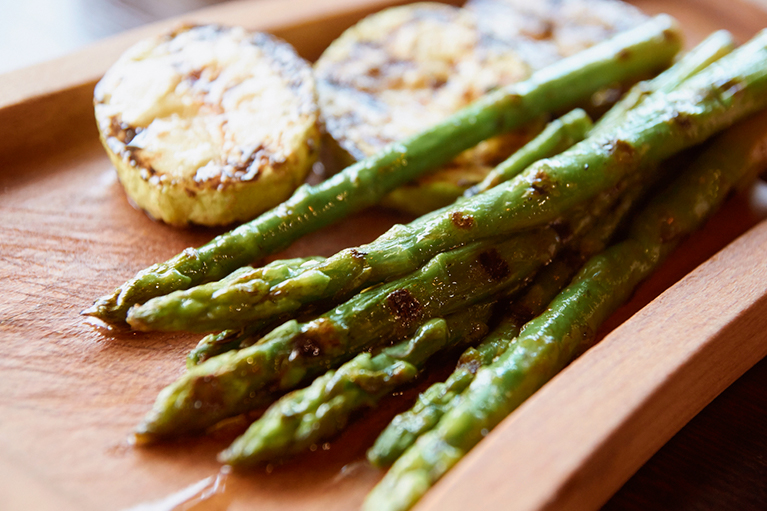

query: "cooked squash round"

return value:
[94, 25, 320, 226]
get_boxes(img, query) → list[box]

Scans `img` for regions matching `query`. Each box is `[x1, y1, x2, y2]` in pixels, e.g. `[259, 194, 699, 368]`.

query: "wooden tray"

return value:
[2, 1, 767, 510]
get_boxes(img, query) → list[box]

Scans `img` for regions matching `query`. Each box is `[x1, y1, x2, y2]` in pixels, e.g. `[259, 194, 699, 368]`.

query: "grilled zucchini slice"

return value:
[94, 25, 320, 227]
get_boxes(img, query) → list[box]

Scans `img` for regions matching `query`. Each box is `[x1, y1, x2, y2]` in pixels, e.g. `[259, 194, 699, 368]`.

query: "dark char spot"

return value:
[659, 215, 679, 243]
[386, 289, 423, 325]
[671, 112, 693, 131]
[478, 248, 510, 281]
[461, 357, 481, 375]
[291, 318, 338, 358]
[609, 139, 635, 165]
[451, 211, 475, 229]
[293, 336, 324, 357]
[529, 169, 554, 196]
[617, 49, 631, 61]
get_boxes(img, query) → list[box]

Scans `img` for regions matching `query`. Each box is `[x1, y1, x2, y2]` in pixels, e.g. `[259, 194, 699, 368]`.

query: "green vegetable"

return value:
[593, 29, 735, 135]
[465, 108, 592, 196]
[85, 16, 682, 325]
[134, 226, 564, 440]
[135, 28, 767, 441]
[362, 103, 767, 511]
[367, 179, 648, 467]
[364, 31, 738, 466]
[127, 109, 593, 333]
[125, 26, 755, 336]
[218, 303, 495, 467]
[129, 256, 323, 334]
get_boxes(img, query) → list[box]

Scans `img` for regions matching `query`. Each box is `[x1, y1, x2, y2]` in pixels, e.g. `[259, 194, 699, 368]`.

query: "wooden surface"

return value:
[1, 0, 766, 510]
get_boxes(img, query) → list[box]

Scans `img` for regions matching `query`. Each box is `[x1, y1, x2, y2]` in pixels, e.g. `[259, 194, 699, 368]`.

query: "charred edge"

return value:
[108, 117, 142, 144]
[528, 169, 556, 197]
[291, 318, 339, 358]
[609, 139, 636, 165]
[386, 289, 423, 326]
[349, 248, 367, 260]
[478, 248, 510, 281]
[232, 144, 266, 173]
[451, 211, 475, 229]
[617, 48, 632, 61]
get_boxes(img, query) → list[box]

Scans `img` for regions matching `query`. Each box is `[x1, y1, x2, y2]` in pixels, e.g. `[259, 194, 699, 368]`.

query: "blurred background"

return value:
[0, 0, 234, 74]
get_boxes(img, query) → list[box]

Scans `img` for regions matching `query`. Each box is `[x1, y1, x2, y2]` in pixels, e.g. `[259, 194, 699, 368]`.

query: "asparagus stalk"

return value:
[183, 110, 590, 363]
[219, 178, 649, 466]
[139, 32, 734, 359]
[465, 108, 592, 196]
[125, 27, 758, 335]
[363, 107, 767, 511]
[218, 302, 495, 467]
[134, 225, 564, 440]
[136, 183, 629, 439]
[593, 29, 735, 134]
[367, 179, 647, 467]
[86, 16, 682, 325]
[128, 109, 593, 333]
[135, 29, 767, 440]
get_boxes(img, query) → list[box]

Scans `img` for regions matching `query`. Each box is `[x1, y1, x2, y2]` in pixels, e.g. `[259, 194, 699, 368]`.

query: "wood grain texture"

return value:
[0, 0, 766, 510]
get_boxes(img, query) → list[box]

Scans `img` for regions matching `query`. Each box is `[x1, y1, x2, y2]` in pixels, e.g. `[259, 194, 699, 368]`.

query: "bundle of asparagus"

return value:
[84, 15, 681, 325]
[85, 12, 767, 511]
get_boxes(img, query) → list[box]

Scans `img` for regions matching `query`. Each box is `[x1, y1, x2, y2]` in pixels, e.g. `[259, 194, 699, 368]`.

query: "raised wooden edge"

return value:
[417, 218, 767, 511]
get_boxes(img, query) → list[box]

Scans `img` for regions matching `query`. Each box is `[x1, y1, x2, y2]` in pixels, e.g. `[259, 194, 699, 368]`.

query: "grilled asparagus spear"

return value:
[365, 30, 738, 465]
[128, 108, 593, 333]
[363, 104, 767, 511]
[134, 28, 767, 441]
[85, 16, 682, 325]
[367, 178, 648, 467]
[218, 303, 495, 467]
[127, 26, 748, 335]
